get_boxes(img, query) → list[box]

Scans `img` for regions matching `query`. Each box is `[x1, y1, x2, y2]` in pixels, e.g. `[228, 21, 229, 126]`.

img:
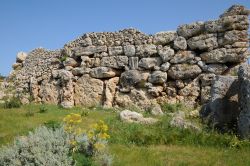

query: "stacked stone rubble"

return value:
[9, 5, 250, 109]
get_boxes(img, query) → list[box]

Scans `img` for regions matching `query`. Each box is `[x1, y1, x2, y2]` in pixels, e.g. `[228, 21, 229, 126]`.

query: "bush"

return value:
[63, 113, 112, 166]
[39, 105, 48, 113]
[0, 126, 74, 166]
[44, 120, 62, 131]
[4, 97, 21, 109]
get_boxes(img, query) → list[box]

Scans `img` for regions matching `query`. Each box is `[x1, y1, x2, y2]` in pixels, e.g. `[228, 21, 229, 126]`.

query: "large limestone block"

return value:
[173, 36, 187, 50]
[39, 79, 60, 104]
[128, 57, 139, 70]
[218, 30, 248, 46]
[74, 46, 107, 56]
[138, 57, 162, 69]
[219, 4, 250, 18]
[90, 67, 116, 78]
[124, 45, 136, 56]
[120, 70, 148, 88]
[201, 76, 239, 130]
[148, 71, 167, 85]
[101, 56, 128, 69]
[200, 48, 247, 63]
[168, 64, 202, 80]
[103, 77, 119, 108]
[170, 51, 195, 64]
[153, 31, 177, 45]
[108, 46, 123, 56]
[63, 57, 78, 67]
[158, 46, 175, 62]
[177, 21, 204, 39]
[74, 74, 104, 106]
[187, 33, 218, 51]
[136, 44, 157, 56]
[238, 65, 250, 139]
[120, 110, 158, 124]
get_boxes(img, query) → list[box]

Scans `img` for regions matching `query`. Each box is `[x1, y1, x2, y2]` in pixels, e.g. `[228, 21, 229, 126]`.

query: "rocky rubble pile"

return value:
[8, 5, 250, 110]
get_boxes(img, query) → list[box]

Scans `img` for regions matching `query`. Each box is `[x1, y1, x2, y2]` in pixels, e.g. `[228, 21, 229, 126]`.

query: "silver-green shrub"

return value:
[0, 126, 75, 166]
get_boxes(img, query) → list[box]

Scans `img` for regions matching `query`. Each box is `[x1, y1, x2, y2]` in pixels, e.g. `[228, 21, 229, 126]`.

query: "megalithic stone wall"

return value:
[9, 5, 250, 109]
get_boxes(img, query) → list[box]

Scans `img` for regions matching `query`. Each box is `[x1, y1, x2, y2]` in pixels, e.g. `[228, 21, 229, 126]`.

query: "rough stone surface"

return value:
[238, 65, 250, 139]
[16, 52, 28, 63]
[120, 110, 158, 124]
[173, 36, 187, 50]
[74, 74, 104, 107]
[201, 76, 239, 130]
[148, 71, 167, 84]
[153, 31, 177, 45]
[104, 77, 119, 108]
[6, 5, 250, 111]
[168, 64, 202, 80]
[138, 57, 162, 69]
[90, 67, 116, 78]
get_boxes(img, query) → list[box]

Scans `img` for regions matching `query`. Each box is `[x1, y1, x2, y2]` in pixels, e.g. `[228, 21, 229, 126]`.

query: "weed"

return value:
[39, 105, 48, 113]
[4, 97, 21, 109]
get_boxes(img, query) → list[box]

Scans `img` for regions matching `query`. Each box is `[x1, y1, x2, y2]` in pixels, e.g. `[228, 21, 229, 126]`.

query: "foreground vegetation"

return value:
[1, 104, 250, 165]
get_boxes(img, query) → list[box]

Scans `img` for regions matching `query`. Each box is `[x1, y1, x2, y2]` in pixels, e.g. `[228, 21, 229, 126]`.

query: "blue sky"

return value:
[0, 0, 249, 76]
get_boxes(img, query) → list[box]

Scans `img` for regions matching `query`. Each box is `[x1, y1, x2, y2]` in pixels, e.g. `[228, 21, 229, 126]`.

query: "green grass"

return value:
[1, 104, 250, 165]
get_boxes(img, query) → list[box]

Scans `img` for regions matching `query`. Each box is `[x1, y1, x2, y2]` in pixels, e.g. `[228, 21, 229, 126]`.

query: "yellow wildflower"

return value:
[94, 142, 105, 151]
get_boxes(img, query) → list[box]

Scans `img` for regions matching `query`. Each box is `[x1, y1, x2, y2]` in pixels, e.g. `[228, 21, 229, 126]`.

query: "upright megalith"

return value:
[238, 65, 250, 139]
[201, 76, 239, 131]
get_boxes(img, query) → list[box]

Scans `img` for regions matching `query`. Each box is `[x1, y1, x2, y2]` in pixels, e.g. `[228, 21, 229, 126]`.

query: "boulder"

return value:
[238, 65, 250, 139]
[12, 63, 22, 70]
[138, 57, 162, 69]
[218, 30, 248, 46]
[201, 86, 211, 104]
[148, 86, 164, 97]
[187, 33, 218, 51]
[120, 110, 158, 124]
[153, 31, 177, 45]
[170, 51, 195, 64]
[63, 57, 78, 67]
[148, 71, 167, 84]
[177, 21, 204, 39]
[108, 46, 123, 56]
[128, 57, 139, 70]
[124, 45, 136, 56]
[101, 56, 128, 69]
[201, 76, 239, 131]
[120, 70, 144, 88]
[173, 36, 187, 50]
[90, 67, 116, 78]
[168, 64, 202, 80]
[136, 44, 157, 56]
[219, 4, 250, 18]
[74, 46, 107, 56]
[157, 45, 175, 62]
[16, 52, 28, 63]
[74, 74, 104, 106]
[103, 77, 119, 108]
[170, 111, 200, 131]
[150, 105, 164, 116]
[160, 62, 170, 72]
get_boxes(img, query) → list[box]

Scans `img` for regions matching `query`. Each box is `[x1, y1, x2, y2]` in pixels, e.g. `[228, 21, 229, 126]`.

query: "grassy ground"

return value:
[1, 104, 250, 166]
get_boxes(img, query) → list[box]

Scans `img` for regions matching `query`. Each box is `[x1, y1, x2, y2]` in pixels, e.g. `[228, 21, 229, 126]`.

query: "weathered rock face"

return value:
[238, 65, 250, 139]
[74, 74, 104, 107]
[201, 76, 239, 131]
[9, 5, 250, 109]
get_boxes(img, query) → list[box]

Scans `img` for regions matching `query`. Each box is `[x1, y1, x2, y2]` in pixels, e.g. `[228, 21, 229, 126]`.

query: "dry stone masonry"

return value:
[8, 5, 250, 111]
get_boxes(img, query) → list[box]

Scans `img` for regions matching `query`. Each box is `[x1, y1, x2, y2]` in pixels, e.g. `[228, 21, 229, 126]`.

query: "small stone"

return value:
[138, 57, 162, 69]
[160, 62, 170, 72]
[16, 52, 28, 63]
